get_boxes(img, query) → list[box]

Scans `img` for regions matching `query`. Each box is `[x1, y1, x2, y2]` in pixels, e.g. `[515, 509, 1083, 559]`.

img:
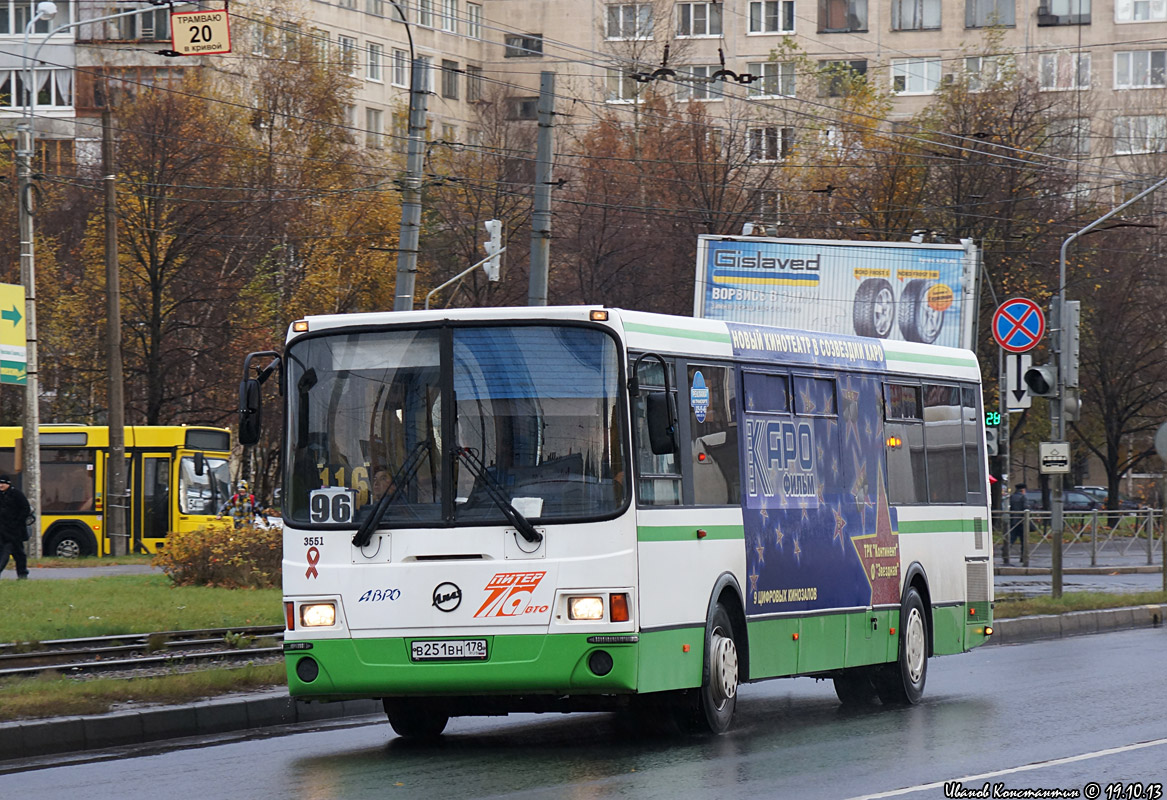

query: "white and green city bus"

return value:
[240, 306, 992, 738]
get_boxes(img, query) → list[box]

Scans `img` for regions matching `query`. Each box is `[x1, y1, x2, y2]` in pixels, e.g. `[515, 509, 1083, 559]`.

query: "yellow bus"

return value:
[0, 425, 233, 557]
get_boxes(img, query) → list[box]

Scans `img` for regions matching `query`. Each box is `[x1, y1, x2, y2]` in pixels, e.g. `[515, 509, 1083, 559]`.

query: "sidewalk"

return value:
[0, 559, 1164, 764]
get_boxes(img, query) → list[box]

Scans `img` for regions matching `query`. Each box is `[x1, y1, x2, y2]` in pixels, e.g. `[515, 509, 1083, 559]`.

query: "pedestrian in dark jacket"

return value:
[0, 474, 31, 580]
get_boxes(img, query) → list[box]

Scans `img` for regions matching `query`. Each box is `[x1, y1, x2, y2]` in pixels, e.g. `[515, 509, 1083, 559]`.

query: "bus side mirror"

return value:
[194, 452, 206, 477]
[239, 378, 263, 446]
[646, 391, 678, 455]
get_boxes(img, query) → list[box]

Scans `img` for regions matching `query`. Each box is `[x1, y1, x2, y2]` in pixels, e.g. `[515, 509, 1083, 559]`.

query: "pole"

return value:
[102, 108, 128, 556]
[393, 58, 428, 311]
[1052, 175, 1167, 597]
[17, 125, 40, 558]
[999, 346, 1009, 565]
[528, 71, 554, 306]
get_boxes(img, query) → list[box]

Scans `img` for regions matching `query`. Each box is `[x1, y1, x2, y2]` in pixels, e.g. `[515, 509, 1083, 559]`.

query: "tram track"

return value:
[0, 625, 285, 678]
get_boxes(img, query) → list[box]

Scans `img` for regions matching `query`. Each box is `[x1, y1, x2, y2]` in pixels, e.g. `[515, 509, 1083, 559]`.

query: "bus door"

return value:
[131, 452, 172, 552]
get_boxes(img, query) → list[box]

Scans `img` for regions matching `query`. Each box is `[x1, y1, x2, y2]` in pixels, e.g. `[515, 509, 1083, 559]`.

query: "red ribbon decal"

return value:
[305, 546, 320, 579]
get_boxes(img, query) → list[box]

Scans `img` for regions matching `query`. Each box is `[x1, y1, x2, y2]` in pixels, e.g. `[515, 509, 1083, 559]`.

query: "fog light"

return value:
[568, 596, 604, 620]
[296, 656, 320, 683]
[588, 650, 614, 676]
[300, 602, 336, 627]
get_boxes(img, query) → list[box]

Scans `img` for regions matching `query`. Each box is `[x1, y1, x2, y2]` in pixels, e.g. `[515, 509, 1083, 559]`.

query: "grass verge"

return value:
[0, 664, 287, 721]
[994, 589, 1167, 618]
[0, 573, 281, 642]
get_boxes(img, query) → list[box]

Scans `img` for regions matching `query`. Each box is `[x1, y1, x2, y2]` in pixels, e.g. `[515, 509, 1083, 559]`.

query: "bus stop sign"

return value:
[992, 298, 1045, 353]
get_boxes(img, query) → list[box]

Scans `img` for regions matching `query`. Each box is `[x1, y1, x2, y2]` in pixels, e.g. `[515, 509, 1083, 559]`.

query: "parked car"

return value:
[1074, 486, 1141, 510]
[1023, 489, 1100, 512]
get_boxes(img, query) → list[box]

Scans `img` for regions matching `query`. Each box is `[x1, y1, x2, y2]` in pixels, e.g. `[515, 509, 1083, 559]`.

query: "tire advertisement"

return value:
[693, 236, 978, 350]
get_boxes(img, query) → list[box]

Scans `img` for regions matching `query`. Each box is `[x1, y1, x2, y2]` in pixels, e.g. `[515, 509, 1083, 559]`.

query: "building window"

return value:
[607, 3, 653, 39]
[1114, 115, 1167, 154]
[340, 104, 357, 143]
[467, 2, 482, 37]
[339, 0, 357, 8]
[441, 60, 459, 99]
[505, 34, 543, 57]
[965, 55, 1008, 90]
[749, 189, 782, 226]
[1115, 51, 1167, 89]
[677, 2, 722, 35]
[367, 42, 383, 82]
[110, 6, 170, 41]
[748, 126, 794, 161]
[508, 96, 539, 120]
[1, 0, 72, 34]
[419, 0, 434, 27]
[1040, 51, 1090, 90]
[0, 68, 73, 109]
[819, 60, 867, 96]
[1116, 0, 1165, 21]
[1047, 117, 1091, 155]
[819, 0, 867, 32]
[749, 0, 795, 32]
[891, 0, 940, 29]
[1038, 0, 1089, 24]
[606, 68, 639, 102]
[966, 0, 1015, 27]
[417, 55, 433, 92]
[337, 36, 358, 76]
[367, 0, 384, 14]
[676, 66, 724, 100]
[747, 61, 795, 97]
[441, 0, 457, 32]
[891, 58, 941, 94]
[392, 48, 408, 87]
[466, 64, 484, 101]
[366, 108, 383, 149]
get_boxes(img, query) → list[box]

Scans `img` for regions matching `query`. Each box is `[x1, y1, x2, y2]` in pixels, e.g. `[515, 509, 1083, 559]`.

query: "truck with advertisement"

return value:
[694, 236, 979, 350]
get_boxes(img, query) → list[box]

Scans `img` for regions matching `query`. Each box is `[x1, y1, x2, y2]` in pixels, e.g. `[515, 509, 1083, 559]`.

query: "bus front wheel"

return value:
[383, 698, 449, 740]
[875, 587, 928, 705]
[674, 602, 739, 734]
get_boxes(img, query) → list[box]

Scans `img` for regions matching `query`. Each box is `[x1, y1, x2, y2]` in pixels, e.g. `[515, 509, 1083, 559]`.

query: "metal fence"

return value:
[991, 508, 1162, 567]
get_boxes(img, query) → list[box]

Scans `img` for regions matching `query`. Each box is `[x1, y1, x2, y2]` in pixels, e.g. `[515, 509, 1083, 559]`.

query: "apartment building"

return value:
[3, 1, 1164, 173]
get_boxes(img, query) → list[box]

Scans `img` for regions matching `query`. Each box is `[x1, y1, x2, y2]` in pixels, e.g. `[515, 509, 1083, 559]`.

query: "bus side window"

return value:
[923, 383, 965, 503]
[688, 364, 739, 505]
[884, 383, 924, 504]
[962, 385, 985, 498]
[632, 357, 681, 506]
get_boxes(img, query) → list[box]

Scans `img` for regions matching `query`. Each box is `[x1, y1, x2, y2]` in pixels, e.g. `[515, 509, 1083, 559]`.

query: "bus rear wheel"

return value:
[833, 667, 878, 706]
[874, 587, 928, 705]
[383, 698, 449, 740]
[46, 526, 94, 558]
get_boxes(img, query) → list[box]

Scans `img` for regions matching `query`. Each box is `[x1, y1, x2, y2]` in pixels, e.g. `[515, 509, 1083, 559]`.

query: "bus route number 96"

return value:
[309, 487, 358, 524]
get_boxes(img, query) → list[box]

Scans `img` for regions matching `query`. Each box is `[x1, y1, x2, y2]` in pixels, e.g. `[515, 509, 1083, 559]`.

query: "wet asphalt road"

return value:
[6, 628, 1166, 799]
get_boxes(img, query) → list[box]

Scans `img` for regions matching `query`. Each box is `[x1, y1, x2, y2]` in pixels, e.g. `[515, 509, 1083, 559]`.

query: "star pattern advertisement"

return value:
[727, 324, 901, 616]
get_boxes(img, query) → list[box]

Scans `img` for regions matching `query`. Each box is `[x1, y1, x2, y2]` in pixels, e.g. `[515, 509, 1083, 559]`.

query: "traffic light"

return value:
[482, 219, 503, 281]
[1023, 364, 1058, 397]
[985, 427, 999, 457]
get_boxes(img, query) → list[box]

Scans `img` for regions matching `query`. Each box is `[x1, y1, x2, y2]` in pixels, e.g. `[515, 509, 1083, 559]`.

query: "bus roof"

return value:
[286, 306, 981, 383]
[0, 425, 231, 450]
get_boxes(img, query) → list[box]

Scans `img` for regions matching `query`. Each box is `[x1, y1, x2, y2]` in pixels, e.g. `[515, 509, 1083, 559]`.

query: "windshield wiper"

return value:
[352, 441, 430, 548]
[452, 445, 543, 544]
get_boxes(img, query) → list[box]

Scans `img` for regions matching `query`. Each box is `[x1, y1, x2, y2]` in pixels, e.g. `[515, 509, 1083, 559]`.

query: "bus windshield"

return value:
[284, 324, 627, 527]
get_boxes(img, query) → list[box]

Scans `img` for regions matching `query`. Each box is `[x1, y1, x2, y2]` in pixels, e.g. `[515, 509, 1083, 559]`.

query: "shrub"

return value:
[153, 523, 282, 588]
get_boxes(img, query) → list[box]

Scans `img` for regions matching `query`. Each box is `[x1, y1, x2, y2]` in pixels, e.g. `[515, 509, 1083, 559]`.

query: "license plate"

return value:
[410, 639, 488, 661]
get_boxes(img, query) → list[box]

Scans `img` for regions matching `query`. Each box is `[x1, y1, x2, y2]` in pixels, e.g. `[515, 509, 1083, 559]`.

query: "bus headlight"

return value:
[300, 602, 336, 627]
[568, 596, 605, 620]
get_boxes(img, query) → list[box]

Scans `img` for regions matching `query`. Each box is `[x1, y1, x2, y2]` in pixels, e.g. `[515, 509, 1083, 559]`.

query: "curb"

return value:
[0, 689, 382, 763]
[986, 604, 1166, 645]
[2, 606, 1165, 761]
[996, 565, 1162, 575]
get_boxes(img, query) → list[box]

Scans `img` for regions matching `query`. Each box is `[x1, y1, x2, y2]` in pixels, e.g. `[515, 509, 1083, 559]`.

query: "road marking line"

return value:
[843, 737, 1167, 800]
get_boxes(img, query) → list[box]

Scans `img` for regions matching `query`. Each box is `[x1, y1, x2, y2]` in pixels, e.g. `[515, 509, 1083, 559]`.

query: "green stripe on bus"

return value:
[637, 524, 743, 542]
[623, 322, 732, 345]
[883, 349, 978, 369]
[897, 518, 978, 534]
